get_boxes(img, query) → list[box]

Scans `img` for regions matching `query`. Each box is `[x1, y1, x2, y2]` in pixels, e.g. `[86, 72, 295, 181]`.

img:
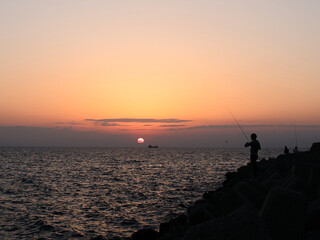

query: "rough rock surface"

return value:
[184, 206, 271, 240]
[259, 186, 307, 240]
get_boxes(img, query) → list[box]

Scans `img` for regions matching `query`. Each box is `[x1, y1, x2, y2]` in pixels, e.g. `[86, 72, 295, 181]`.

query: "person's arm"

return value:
[245, 142, 251, 147]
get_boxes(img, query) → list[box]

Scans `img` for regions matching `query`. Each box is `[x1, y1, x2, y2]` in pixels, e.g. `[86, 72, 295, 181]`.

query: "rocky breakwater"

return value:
[130, 142, 320, 240]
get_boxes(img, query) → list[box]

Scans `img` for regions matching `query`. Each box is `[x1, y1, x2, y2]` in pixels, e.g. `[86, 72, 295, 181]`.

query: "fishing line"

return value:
[226, 107, 249, 142]
[294, 121, 298, 147]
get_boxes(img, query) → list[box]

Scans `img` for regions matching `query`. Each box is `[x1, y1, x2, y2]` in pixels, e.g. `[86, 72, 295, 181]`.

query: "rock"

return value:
[237, 165, 253, 179]
[257, 158, 273, 173]
[282, 175, 310, 196]
[310, 142, 320, 153]
[308, 166, 320, 193]
[132, 228, 159, 240]
[194, 199, 215, 212]
[306, 231, 320, 240]
[159, 214, 188, 238]
[184, 206, 271, 240]
[247, 179, 268, 196]
[262, 172, 285, 190]
[225, 171, 237, 181]
[258, 163, 277, 182]
[275, 154, 293, 176]
[307, 199, 320, 231]
[294, 151, 320, 164]
[187, 200, 214, 225]
[259, 186, 307, 240]
[255, 158, 272, 178]
[218, 188, 248, 216]
[158, 233, 183, 240]
[234, 181, 266, 210]
[222, 172, 240, 190]
[293, 161, 314, 182]
[203, 188, 224, 207]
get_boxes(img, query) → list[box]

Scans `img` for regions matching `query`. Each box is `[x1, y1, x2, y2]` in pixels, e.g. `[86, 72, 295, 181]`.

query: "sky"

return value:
[0, 0, 320, 147]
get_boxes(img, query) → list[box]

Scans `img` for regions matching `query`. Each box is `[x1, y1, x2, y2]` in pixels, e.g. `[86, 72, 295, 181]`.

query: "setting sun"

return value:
[137, 138, 144, 144]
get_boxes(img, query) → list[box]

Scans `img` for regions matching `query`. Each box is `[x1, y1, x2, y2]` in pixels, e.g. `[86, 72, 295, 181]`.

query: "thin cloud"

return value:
[85, 118, 192, 123]
[69, 122, 82, 125]
[187, 125, 239, 130]
[159, 124, 186, 127]
[168, 124, 320, 131]
[100, 122, 129, 127]
[55, 121, 82, 125]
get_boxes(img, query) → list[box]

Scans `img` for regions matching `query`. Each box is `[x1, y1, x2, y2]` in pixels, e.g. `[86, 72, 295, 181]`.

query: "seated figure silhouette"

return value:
[245, 133, 261, 176]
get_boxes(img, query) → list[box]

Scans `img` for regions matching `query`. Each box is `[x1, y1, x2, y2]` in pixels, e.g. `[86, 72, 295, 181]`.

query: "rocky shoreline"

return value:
[94, 143, 320, 240]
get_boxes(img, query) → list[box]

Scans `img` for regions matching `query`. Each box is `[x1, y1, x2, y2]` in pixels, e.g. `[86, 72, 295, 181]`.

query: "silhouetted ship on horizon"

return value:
[148, 145, 158, 148]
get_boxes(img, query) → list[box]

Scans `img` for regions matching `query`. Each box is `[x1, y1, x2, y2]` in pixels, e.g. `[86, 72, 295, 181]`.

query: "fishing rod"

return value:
[226, 108, 249, 142]
[294, 121, 298, 147]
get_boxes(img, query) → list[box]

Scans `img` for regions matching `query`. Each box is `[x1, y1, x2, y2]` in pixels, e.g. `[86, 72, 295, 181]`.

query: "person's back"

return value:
[247, 139, 261, 156]
[245, 133, 261, 176]
[245, 135, 261, 157]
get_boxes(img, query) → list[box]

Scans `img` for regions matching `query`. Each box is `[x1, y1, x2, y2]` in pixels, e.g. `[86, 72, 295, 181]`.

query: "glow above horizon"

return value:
[0, 1, 320, 147]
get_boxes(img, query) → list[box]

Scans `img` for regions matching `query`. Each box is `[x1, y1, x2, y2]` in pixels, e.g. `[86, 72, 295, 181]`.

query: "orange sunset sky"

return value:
[0, 1, 320, 147]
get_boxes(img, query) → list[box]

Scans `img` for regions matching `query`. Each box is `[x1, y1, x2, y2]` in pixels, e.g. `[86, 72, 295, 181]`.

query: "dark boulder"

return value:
[308, 166, 320, 193]
[257, 158, 273, 175]
[282, 175, 310, 196]
[307, 198, 320, 231]
[217, 188, 249, 216]
[258, 163, 278, 182]
[159, 214, 188, 238]
[222, 172, 239, 190]
[203, 188, 224, 207]
[184, 206, 271, 240]
[262, 172, 285, 190]
[225, 171, 237, 181]
[237, 165, 253, 179]
[306, 231, 320, 240]
[247, 179, 268, 197]
[187, 199, 214, 225]
[259, 186, 307, 240]
[293, 161, 314, 182]
[234, 181, 266, 210]
[310, 142, 320, 153]
[275, 154, 294, 176]
[132, 228, 159, 240]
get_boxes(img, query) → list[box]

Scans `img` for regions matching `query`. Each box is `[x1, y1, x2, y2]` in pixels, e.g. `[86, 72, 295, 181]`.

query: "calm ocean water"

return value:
[0, 147, 281, 239]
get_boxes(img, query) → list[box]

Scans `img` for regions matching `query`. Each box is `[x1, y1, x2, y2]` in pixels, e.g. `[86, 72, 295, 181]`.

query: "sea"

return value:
[0, 147, 282, 239]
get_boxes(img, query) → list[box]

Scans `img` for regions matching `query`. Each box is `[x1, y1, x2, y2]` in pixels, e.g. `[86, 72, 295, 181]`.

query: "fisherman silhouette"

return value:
[284, 146, 289, 154]
[245, 133, 261, 176]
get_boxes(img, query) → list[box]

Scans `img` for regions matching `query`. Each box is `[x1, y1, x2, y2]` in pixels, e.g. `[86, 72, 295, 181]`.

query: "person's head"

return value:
[251, 133, 257, 140]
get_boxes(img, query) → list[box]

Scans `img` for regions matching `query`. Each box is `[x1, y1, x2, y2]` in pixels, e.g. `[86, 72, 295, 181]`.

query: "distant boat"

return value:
[148, 145, 158, 148]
